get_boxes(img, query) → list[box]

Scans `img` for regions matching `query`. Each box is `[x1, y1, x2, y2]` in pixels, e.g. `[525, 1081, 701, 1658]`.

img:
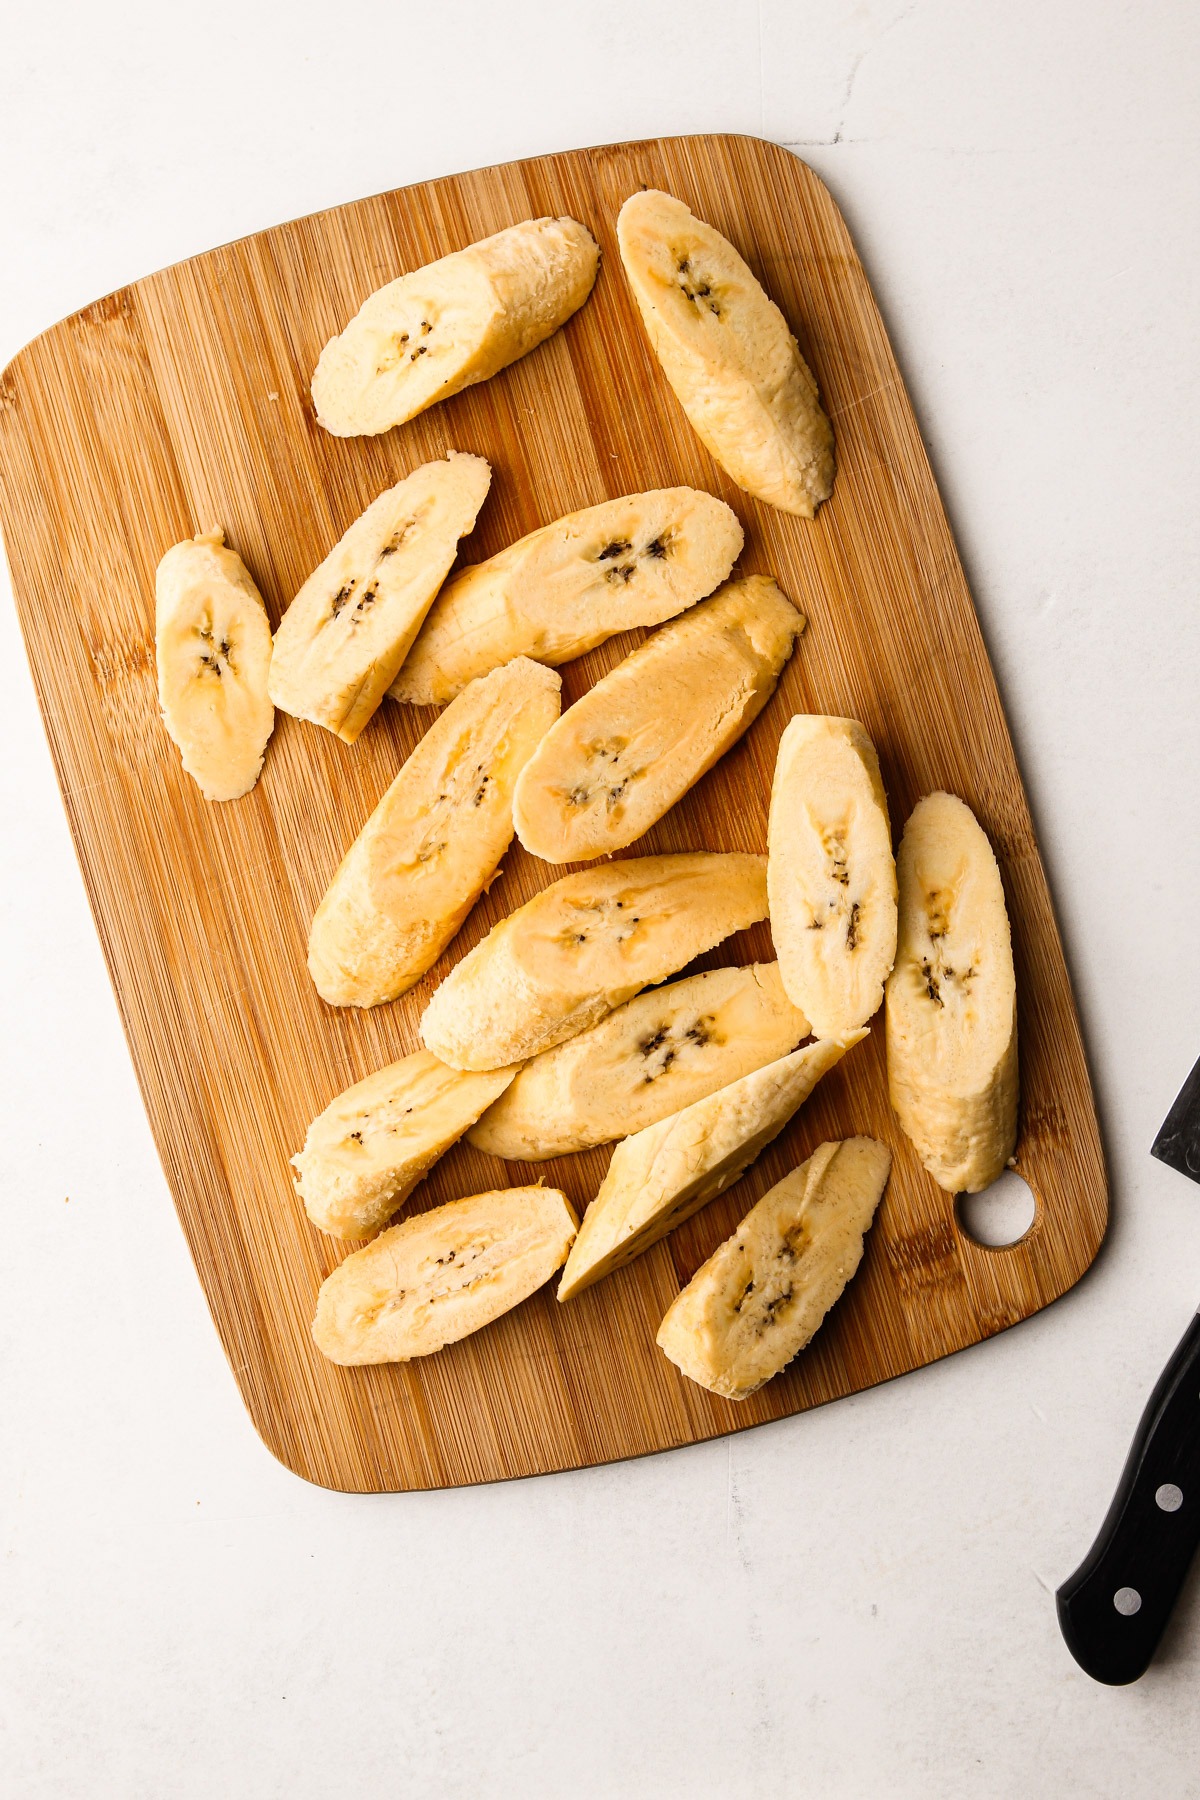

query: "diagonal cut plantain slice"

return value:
[656, 1137, 892, 1399]
[768, 714, 897, 1034]
[268, 453, 490, 743]
[617, 189, 834, 518]
[308, 657, 560, 1007]
[468, 962, 808, 1161]
[557, 1032, 866, 1302]
[292, 1050, 517, 1240]
[420, 851, 769, 1071]
[389, 487, 744, 705]
[313, 1185, 579, 1365]
[155, 528, 274, 801]
[886, 792, 1018, 1193]
[512, 575, 801, 863]
[312, 217, 599, 437]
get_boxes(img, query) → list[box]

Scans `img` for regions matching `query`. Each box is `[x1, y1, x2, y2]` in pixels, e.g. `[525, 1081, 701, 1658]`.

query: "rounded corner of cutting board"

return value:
[239, 1408, 359, 1495]
[1, 323, 55, 400]
[0, 289, 131, 405]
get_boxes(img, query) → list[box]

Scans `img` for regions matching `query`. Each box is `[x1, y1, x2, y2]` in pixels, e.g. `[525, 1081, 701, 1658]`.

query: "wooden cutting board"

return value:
[0, 134, 1107, 1491]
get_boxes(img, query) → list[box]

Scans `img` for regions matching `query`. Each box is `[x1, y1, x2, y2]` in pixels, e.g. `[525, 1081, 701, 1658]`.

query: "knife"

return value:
[1055, 1052, 1200, 1684]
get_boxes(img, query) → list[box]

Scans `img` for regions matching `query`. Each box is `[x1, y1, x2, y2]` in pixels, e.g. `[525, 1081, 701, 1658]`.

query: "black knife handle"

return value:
[1056, 1309, 1200, 1684]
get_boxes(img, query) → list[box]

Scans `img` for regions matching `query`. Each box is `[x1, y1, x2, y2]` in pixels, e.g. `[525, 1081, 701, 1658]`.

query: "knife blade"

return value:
[1151, 1051, 1200, 1183]
[1056, 1054, 1200, 1684]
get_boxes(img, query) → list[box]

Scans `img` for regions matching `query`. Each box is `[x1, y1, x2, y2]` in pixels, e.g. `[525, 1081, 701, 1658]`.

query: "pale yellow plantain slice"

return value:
[468, 961, 808, 1161]
[312, 217, 599, 438]
[389, 487, 744, 705]
[268, 453, 490, 742]
[886, 792, 1018, 1192]
[420, 851, 768, 1071]
[155, 528, 274, 801]
[656, 1137, 892, 1399]
[768, 714, 897, 1034]
[512, 575, 801, 863]
[313, 1185, 579, 1365]
[617, 189, 834, 518]
[557, 1032, 865, 1302]
[308, 657, 560, 1008]
[292, 1050, 517, 1240]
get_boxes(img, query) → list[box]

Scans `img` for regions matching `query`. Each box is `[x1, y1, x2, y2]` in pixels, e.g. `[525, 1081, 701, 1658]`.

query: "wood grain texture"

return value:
[0, 135, 1107, 1491]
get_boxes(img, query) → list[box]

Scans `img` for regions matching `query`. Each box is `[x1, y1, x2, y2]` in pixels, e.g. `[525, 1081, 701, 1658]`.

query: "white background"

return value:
[3, 2, 1199, 1794]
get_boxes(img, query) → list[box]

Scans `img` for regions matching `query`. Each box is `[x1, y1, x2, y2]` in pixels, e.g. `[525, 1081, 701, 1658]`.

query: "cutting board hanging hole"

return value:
[956, 1170, 1037, 1249]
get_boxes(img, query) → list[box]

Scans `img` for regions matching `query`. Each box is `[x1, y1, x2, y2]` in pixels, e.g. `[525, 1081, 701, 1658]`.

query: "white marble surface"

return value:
[3, 2, 1199, 1793]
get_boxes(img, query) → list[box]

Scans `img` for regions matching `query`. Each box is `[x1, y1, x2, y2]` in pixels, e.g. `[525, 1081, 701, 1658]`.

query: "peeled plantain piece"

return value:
[389, 487, 744, 705]
[313, 1185, 579, 1365]
[768, 715, 897, 1035]
[312, 216, 599, 438]
[657, 1137, 892, 1399]
[420, 851, 768, 1071]
[308, 658, 560, 1008]
[513, 576, 801, 863]
[469, 962, 808, 1161]
[268, 453, 490, 743]
[557, 1032, 865, 1302]
[292, 1050, 517, 1240]
[886, 792, 1018, 1193]
[617, 189, 835, 519]
[155, 528, 275, 801]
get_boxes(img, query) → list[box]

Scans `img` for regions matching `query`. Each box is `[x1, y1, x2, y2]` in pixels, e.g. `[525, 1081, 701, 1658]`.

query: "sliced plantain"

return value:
[557, 1032, 865, 1302]
[268, 453, 490, 742]
[886, 792, 1018, 1193]
[469, 962, 808, 1161]
[389, 487, 744, 705]
[513, 575, 801, 863]
[155, 528, 274, 801]
[617, 189, 835, 519]
[421, 851, 768, 1071]
[768, 715, 897, 1034]
[313, 1185, 579, 1365]
[656, 1136, 892, 1399]
[292, 1050, 517, 1240]
[312, 217, 599, 438]
[308, 657, 560, 1008]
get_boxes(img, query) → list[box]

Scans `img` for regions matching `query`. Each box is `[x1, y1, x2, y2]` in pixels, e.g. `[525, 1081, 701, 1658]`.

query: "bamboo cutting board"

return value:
[0, 135, 1106, 1491]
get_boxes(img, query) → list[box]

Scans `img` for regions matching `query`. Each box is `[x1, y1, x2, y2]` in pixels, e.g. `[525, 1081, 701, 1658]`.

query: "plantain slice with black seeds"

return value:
[468, 961, 808, 1161]
[293, 1051, 518, 1240]
[512, 575, 801, 863]
[269, 453, 490, 742]
[390, 487, 743, 705]
[656, 1137, 891, 1399]
[313, 1186, 578, 1365]
[885, 792, 1018, 1193]
[420, 851, 769, 1072]
[557, 1033, 866, 1303]
[768, 714, 897, 1035]
[618, 189, 834, 519]
[308, 657, 559, 1007]
[154, 528, 275, 801]
[312, 217, 599, 438]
